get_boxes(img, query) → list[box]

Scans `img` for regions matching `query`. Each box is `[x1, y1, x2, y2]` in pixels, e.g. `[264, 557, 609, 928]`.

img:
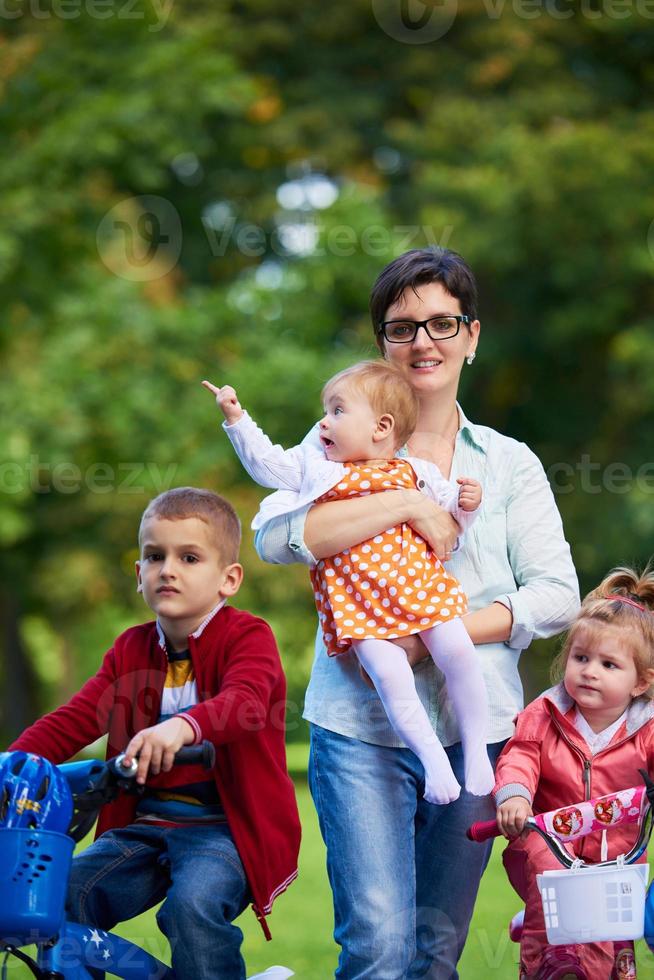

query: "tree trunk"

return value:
[0, 591, 42, 743]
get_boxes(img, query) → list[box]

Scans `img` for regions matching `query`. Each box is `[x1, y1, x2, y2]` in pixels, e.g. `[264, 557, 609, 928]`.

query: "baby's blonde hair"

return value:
[321, 360, 419, 451]
[552, 564, 654, 698]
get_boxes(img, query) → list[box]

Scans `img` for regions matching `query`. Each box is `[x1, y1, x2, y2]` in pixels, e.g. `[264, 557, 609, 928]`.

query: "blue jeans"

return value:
[309, 724, 506, 980]
[66, 822, 251, 980]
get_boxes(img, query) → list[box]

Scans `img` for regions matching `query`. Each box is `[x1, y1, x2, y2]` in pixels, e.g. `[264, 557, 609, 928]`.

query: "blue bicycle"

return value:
[0, 748, 294, 980]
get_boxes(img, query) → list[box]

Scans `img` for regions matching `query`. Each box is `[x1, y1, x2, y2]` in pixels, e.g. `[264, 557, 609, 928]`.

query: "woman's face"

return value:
[382, 281, 479, 402]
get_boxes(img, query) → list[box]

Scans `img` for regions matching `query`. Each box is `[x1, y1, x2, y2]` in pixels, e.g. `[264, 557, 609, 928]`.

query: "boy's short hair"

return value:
[322, 360, 419, 450]
[139, 487, 241, 564]
[369, 247, 479, 354]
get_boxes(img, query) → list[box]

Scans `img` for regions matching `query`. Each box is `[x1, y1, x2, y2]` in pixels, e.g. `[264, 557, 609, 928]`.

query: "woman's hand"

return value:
[392, 634, 430, 666]
[462, 602, 513, 645]
[404, 489, 459, 560]
[496, 797, 533, 839]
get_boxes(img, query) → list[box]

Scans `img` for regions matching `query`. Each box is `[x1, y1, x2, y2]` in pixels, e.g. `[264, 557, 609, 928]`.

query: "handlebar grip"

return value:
[174, 740, 215, 769]
[111, 741, 216, 779]
[467, 819, 501, 842]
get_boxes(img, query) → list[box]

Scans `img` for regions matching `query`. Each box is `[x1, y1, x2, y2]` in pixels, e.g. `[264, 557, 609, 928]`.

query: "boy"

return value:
[10, 487, 301, 980]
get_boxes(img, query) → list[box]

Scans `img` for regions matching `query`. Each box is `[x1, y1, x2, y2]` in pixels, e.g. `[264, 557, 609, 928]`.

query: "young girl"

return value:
[494, 565, 654, 980]
[203, 360, 494, 804]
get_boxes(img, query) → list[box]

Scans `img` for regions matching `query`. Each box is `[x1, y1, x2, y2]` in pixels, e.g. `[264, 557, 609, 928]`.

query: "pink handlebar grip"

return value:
[467, 819, 501, 842]
[531, 785, 645, 843]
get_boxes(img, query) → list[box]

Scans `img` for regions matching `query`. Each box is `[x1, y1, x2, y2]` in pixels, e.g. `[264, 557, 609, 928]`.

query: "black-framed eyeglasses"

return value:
[377, 315, 471, 344]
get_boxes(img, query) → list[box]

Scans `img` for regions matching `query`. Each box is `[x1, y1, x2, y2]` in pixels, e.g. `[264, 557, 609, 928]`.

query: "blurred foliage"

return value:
[1, 0, 653, 739]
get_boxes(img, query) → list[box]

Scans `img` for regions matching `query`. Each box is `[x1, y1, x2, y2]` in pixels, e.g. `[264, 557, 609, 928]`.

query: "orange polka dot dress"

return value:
[309, 459, 468, 657]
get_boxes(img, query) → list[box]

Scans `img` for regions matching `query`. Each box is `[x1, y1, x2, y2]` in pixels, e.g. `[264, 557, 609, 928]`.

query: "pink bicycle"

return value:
[468, 771, 654, 979]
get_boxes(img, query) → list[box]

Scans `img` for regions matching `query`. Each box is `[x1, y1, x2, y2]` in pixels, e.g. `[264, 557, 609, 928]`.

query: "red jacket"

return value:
[494, 683, 654, 861]
[11, 604, 301, 939]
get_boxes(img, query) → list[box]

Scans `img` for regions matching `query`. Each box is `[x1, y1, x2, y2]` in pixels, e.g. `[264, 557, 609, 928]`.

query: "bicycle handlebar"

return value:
[63, 740, 216, 843]
[467, 819, 501, 843]
[173, 741, 216, 768]
[467, 781, 654, 869]
[110, 740, 216, 777]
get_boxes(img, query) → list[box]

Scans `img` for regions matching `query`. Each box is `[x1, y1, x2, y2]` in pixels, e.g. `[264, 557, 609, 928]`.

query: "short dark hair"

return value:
[139, 487, 241, 564]
[369, 248, 479, 353]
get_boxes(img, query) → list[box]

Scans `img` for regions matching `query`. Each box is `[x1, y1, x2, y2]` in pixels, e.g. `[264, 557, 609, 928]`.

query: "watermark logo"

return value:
[96, 195, 182, 282]
[372, 0, 459, 43]
[547, 455, 654, 495]
[0, 0, 174, 32]
[0, 456, 179, 495]
[482, 0, 654, 19]
[201, 213, 454, 260]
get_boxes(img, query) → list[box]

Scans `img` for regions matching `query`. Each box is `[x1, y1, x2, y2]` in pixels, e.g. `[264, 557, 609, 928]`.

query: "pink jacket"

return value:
[494, 683, 654, 862]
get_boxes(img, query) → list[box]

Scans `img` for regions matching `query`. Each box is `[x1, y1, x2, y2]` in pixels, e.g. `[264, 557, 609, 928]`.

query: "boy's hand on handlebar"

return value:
[123, 717, 196, 785]
[201, 380, 244, 425]
[402, 490, 459, 560]
[457, 477, 482, 513]
[497, 797, 533, 839]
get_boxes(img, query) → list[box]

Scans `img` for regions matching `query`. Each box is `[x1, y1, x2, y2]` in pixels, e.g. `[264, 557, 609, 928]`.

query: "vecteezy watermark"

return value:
[481, 0, 654, 18]
[96, 194, 456, 279]
[202, 215, 454, 259]
[0, 0, 174, 30]
[371, 0, 654, 44]
[0, 457, 179, 495]
[372, 0, 459, 43]
[96, 195, 182, 282]
[547, 455, 654, 495]
[93, 673, 304, 742]
[472, 925, 521, 970]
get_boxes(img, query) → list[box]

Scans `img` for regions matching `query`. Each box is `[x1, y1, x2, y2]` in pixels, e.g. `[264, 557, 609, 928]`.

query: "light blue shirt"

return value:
[255, 406, 580, 746]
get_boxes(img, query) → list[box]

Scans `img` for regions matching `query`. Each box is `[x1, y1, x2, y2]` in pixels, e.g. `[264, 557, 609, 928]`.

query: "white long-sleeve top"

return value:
[223, 412, 478, 540]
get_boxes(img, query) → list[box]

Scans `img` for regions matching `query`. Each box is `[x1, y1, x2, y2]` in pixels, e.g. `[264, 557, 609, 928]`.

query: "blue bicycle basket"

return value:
[0, 753, 74, 943]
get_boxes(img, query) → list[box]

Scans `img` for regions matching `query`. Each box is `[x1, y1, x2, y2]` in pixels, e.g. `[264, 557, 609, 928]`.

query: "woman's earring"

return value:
[466, 352, 476, 365]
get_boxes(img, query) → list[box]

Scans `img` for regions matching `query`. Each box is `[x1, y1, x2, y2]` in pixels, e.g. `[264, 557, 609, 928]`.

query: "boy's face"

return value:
[136, 516, 241, 637]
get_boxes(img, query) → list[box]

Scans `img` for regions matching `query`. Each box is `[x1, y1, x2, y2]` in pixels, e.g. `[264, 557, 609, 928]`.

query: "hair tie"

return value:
[606, 593, 647, 612]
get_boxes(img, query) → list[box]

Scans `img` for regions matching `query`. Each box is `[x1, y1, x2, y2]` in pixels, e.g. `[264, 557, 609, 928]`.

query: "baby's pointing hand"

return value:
[202, 380, 244, 424]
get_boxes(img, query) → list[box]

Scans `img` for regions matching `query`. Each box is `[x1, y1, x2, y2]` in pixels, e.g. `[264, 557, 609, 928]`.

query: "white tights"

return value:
[354, 618, 494, 804]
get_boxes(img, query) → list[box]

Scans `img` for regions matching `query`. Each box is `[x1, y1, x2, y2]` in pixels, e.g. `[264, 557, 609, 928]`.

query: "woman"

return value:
[255, 248, 580, 979]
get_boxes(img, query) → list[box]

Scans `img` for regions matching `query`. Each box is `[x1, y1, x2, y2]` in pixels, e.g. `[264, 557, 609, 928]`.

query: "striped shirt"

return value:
[135, 642, 225, 825]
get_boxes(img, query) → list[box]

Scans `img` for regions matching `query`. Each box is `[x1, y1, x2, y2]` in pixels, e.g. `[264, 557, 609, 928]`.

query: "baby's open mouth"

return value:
[321, 436, 334, 447]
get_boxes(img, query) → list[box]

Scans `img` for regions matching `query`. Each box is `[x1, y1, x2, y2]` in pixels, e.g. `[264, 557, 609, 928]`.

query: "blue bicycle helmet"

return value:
[0, 751, 73, 834]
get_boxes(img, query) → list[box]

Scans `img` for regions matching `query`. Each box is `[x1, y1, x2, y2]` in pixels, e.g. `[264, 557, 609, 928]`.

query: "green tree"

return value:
[2, 1, 654, 737]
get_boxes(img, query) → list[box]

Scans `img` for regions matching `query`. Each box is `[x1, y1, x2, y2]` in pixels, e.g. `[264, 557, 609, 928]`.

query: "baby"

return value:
[203, 360, 494, 803]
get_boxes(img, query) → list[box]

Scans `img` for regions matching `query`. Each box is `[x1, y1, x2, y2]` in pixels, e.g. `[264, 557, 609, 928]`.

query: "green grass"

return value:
[9, 767, 654, 977]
